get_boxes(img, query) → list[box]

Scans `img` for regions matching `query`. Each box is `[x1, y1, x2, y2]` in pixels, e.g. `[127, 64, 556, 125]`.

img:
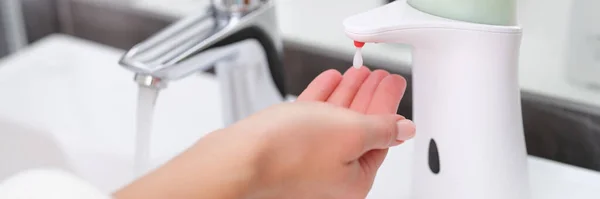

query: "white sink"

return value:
[1, 34, 600, 198]
[0, 34, 226, 192]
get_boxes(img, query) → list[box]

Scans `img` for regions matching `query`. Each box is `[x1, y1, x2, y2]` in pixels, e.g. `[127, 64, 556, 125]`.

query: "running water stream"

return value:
[134, 85, 160, 177]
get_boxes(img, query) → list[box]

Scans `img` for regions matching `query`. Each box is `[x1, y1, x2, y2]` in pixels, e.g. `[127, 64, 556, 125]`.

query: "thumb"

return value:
[361, 115, 416, 152]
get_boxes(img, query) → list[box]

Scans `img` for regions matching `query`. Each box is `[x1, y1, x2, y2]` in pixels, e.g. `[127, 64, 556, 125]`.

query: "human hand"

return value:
[238, 102, 414, 199]
[239, 67, 413, 199]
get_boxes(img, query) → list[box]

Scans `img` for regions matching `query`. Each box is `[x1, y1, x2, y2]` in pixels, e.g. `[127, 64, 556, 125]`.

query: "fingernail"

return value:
[396, 120, 416, 141]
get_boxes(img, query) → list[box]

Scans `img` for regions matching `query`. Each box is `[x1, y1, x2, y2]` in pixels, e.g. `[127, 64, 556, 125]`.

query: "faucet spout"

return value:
[119, 0, 286, 125]
[119, 0, 285, 96]
[134, 74, 166, 89]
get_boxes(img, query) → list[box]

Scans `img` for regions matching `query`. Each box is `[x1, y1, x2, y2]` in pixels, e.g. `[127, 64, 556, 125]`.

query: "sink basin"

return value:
[0, 34, 226, 192]
[1, 34, 600, 198]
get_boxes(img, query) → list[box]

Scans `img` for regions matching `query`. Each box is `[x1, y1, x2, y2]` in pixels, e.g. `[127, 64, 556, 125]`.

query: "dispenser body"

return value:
[410, 28, 529, 199]
[343, 1, 530, 198]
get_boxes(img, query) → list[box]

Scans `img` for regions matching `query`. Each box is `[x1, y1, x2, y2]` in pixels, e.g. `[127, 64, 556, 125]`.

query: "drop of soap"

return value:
[353, 48, 363, 69]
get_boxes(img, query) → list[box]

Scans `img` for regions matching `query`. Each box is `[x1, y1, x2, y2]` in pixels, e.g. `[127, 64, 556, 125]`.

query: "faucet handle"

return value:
[212, 0, 264, 13]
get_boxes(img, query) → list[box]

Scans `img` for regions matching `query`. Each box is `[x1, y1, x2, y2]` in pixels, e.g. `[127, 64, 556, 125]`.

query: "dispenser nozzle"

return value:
[354, 41, 365, 48]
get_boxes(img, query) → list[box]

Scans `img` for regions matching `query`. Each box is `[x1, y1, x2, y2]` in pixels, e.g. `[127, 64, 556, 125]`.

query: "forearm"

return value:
[113, 128, 263, 199]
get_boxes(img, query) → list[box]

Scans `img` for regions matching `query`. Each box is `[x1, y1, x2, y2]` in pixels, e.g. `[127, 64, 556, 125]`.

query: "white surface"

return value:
[127, 0, 600, 111]
[1, 34, 600, 198]
[565, 0, 600, 88]
[516, 0, 600, 109]
[0, 169, 110, 199]
[344, 1, 528, 198]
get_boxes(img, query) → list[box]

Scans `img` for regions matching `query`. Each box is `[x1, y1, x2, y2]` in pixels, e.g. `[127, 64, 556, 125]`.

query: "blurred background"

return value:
[0, 0, 599, 172]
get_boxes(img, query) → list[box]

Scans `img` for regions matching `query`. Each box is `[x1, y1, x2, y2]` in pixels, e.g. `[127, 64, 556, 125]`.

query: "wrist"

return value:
[114, 128, 264, 199]
[191, 128, 265, 198]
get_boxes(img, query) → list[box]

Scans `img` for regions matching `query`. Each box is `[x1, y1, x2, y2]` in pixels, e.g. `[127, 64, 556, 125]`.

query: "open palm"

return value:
[297, 66, 408, 180]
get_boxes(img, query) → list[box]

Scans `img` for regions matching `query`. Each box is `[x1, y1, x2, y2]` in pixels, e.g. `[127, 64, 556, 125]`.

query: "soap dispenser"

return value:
[344, 0, 529, 198]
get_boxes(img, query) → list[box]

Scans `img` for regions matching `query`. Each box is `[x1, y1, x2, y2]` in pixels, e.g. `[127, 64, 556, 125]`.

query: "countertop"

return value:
[127, 0, 600, 114]
[1, 34, 600, 198]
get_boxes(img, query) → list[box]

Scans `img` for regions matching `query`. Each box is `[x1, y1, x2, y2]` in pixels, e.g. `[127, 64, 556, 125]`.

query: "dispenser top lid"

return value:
[343, 0, 520, 37]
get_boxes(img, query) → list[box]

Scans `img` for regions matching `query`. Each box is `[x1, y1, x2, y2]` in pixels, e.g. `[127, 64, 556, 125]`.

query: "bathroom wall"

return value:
[0, 10, 8, 57]
[20, 0, 171, 49]
[22, 0, 60, 43]
[0, 0, 24, 58]
[0, 0, 60, 57]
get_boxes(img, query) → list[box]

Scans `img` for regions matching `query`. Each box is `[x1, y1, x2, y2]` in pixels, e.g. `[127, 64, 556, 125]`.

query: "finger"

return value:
[349, 70, 390, 113]
[358, 119, 415, 172]
[356, 116, 414, 175]
[326, 66, 370, 107]
[297, 69, 343, 102]
[361, 75, 408, 172]
[361, 115, 414, 152]
[366, 74, 407, 114]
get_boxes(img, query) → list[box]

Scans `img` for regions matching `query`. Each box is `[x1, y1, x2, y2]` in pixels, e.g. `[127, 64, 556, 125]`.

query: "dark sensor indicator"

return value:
[428, 138, 440, 174]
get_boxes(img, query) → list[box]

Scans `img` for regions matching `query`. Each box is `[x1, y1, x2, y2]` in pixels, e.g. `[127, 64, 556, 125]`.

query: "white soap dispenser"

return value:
[343, 0, 529, 198]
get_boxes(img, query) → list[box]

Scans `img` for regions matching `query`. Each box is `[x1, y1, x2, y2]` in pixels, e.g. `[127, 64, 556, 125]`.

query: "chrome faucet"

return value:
[119, 0, 286, 125]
